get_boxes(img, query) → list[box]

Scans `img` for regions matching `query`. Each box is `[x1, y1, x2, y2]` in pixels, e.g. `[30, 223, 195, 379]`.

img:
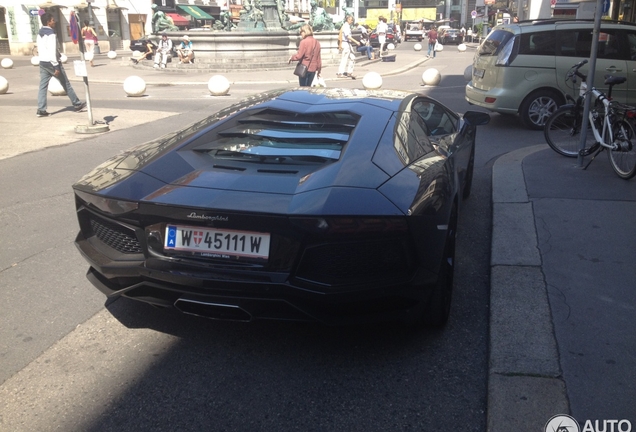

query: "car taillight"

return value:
[75, 190, 138, 215]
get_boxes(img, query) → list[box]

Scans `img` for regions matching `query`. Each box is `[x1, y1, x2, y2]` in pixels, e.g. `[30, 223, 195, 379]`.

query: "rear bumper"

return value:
[76, 233, 437, 325]
[465, 82, 520, 115]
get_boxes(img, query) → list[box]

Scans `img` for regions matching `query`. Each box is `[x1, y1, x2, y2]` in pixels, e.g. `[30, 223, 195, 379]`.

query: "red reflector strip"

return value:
[485, 97, 497, 103]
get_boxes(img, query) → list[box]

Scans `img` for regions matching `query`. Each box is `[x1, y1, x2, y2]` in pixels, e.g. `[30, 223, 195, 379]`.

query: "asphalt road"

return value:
[0, 44, 549, 430]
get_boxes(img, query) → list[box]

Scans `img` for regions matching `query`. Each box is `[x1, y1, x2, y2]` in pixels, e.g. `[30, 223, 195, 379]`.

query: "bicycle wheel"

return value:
[608, 120, 636, 179]
[544, 105, 596, 157]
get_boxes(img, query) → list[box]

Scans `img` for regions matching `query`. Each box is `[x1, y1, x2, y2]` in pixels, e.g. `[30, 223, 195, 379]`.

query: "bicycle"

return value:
[543, 59, 636, 179]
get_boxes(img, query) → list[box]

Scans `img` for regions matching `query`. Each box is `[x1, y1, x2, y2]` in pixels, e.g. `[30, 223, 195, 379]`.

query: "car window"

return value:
[557, 28, 624, 60]
[518, 30, 556, 56]
[478, 29, 515, 56]
[413, 100, 457, 138]
[627, 31, 636, 60]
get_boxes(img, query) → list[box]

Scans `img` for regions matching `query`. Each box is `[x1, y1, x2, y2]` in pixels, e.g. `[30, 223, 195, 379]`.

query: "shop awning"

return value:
[166, 12, 190, 26]
[177, 4, 213, 20]
[38, 1, 67, 8]
[106, 0, 127, 9]
[74, 1, 100, 9]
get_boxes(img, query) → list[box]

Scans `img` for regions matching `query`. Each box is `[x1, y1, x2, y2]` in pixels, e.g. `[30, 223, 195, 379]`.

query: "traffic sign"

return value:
[471, 10, 477, 18]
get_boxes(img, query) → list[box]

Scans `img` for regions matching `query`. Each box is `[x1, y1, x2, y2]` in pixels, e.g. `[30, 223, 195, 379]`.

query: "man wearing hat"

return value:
[154, 32, 173, 69]
[176, 35, 194, 64]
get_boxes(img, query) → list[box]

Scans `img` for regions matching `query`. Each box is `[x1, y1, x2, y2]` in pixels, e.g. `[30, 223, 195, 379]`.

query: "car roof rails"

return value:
[516, 18, 636, 26]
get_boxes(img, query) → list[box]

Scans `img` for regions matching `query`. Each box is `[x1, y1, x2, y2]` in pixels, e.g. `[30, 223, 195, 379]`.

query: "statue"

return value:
[309, 0, 335, 31]
[151, 4, 178, 34]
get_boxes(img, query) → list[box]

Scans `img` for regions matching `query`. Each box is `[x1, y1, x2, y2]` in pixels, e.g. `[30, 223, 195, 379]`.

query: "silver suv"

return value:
[465, 19, 636, 129]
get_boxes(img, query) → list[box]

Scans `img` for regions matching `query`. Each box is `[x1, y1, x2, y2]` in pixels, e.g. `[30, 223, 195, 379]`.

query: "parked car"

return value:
[73, 88, 489, 327]
[404, 22, 424, 41]
[441, 28, 463, 45]
[466, 19, 636, 129]
[369, 27, 399, 48]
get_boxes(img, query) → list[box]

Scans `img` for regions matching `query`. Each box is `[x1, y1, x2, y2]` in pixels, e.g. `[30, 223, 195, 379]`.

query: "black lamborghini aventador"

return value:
[73, 88, 489, 327]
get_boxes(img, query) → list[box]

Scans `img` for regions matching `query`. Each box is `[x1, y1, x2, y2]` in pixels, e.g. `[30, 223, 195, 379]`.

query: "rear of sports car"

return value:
[73, 90, 454, 325]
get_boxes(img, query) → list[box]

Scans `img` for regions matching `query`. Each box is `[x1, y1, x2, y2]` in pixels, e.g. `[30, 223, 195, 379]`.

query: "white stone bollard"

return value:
[208, 75, 231, 96]
[422, 68, 441, 86]
[413, 43, 422, 52]
[457, 43, 467, 52]
[31, 56, 40, 66]
[1, 58, 13, 69]
[123, 75, 146, 97]
[464, 65, 473, 81]
[60, 53, 68, 63]
[48, 77, 67, 96]
[0, 76, 8, 94]
[362, 72, 382, 90]
[107, 50, 117, 59]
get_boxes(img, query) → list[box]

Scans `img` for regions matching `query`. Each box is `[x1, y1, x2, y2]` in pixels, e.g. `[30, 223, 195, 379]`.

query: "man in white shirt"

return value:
[36, 12, 85, 117]
[337, 15, 360, 79]
[376, 16, 388, 52]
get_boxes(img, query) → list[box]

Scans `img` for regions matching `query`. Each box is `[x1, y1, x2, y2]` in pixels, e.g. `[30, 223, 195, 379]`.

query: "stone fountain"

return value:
[152, 0, 343, 72]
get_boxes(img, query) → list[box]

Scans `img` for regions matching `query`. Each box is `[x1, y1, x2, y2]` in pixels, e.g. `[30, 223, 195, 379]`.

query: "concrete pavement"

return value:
[1, 45, 634, 430]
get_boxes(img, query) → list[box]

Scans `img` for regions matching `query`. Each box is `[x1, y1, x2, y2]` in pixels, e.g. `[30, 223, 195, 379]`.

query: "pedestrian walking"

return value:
[427, 26, 438, 58]
[289, 24, 322, 87]
[81, 20, 98, 67]
[154, 32, 172, 69]
[36, 12, 85, 118]
[336, 15, 360, 79]
[376, 16, 388, 53]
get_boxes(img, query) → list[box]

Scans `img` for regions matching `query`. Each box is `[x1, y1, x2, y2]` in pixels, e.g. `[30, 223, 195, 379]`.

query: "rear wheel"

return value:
[608, 120, 636, 179]
[422, 204, 457, 327]
[520, 90, 561, 130]
[544, 105, 596, 157]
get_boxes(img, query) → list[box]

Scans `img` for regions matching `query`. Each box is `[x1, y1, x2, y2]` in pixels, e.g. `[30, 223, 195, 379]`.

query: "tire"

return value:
[520, 90, 562, 130]
[422, 204, 457, 327]
[544, 105, 596, 157]
[608, 120, 636, 179]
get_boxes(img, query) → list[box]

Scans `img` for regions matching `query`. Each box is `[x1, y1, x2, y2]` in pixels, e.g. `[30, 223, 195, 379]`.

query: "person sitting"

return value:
[355, 24, 374, 60]
[176, 35, 194, 64]
[154, 32, 172, 69]
[131, 39, 155, 64]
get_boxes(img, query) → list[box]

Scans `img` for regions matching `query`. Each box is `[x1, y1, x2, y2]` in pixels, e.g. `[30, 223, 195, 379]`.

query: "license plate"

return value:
[164, 225, 270, 260]
[473, 68, 485, 79]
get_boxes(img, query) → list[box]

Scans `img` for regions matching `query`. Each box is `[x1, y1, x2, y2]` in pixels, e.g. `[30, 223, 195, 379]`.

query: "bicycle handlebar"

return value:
[566, 59, 589, 82]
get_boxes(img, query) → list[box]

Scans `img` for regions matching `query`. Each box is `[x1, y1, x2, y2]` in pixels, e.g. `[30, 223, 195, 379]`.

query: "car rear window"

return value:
[518, 30, 556, 56]
[478, 29, 515, 56]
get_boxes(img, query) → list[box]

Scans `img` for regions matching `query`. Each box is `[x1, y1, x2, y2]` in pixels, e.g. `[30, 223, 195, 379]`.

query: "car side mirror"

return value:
[463, 110, 490, 126]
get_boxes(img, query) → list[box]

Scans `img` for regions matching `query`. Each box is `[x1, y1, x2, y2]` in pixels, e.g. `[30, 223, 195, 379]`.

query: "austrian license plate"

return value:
[473, 68, 485, 79]
[164, 225, 270, 260]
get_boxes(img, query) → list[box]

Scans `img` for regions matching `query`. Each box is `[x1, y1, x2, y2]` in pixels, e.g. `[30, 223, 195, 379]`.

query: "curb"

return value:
[488, 144, 570, 431]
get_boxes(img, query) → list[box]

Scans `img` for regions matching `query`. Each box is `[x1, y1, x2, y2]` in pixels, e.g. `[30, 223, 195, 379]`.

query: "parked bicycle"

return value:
[543, 59, 636, 179]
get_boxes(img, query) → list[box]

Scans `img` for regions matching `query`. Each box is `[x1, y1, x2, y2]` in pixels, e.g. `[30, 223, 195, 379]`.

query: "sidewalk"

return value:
[2, 44, 632, 430]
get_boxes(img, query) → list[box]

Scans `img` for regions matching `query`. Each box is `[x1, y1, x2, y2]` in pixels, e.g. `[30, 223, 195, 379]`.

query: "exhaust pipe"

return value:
[174, 298, 252, 322]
